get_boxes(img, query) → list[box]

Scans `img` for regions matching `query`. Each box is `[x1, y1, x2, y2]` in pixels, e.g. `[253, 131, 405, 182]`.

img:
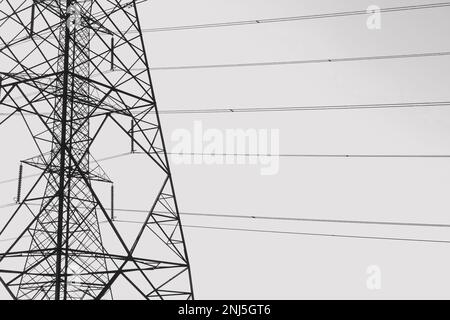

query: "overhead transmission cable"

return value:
[3, 101, 450, 117]
[3, 150, 450, 187]
[112, 219, 450, 245]
[111, 208, 450, 229]
[135, 2, 450, 33]
[165, 152, 450, 159]
[2, 217, 450, 245]
[154, 101, 450, 115]
[3, 205, 450, 244]
[5, 2, 449, 51]
[2, 202, 450, 230]
[149, 51, 450, 71]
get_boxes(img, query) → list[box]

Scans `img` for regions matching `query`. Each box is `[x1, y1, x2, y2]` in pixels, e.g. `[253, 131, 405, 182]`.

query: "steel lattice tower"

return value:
[0, 0, 194, 300]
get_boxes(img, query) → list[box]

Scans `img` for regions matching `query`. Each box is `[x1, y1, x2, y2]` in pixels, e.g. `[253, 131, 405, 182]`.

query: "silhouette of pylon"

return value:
[0, 0, 193, 300]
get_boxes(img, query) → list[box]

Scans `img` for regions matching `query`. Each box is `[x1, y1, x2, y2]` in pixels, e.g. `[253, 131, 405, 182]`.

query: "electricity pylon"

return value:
[0, 0, 194, 300]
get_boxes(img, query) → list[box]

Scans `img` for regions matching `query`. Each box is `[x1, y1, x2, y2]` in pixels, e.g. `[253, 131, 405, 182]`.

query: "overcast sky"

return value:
[133, 0, 450, 299]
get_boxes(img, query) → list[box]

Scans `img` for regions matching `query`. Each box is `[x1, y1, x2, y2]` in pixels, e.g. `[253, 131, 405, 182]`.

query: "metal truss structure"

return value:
[0, 0, 193, 300]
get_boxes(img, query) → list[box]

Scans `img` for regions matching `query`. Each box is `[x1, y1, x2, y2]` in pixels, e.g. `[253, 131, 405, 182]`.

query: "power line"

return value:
[112, 208, 450, 229]
[94, 152, 131, 162]
[3, 218, 450, 245]
[4, 149, 447, 187]
[112, 219, 450, 245]
[3, 101, 450, 117]
[165, 152, 450, 159]
[180, 224, 450, 245]
[5, 201, 450, 230]
[157, 101, 450, 114]
[5, 2, 446, 53]
[0, 174, 37, 185]
[5, 2, 450, 54]
[0, 203, 16, 209]
[149, 51, 450, 71]
[3, 203, 450, 244]
[3, 149, 450, 188]
[136, 2, 450, 33]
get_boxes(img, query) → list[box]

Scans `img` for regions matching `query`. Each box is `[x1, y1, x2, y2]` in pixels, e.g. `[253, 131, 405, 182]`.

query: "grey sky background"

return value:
[1, 0, 450, 299]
